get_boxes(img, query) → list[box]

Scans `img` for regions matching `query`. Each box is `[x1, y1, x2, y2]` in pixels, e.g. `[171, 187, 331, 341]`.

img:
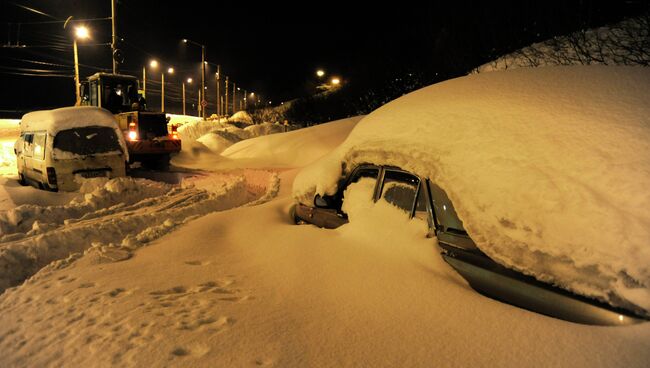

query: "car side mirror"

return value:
[314, 194, 332, 208]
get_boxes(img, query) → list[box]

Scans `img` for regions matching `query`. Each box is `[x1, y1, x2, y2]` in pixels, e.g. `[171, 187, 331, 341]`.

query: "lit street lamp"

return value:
[72, 26, 89, 105]
[143, 59, 160, 100]
[316, 69, 325, 77]
[183, 38, 207, 118]
[150, 61, 174, 112]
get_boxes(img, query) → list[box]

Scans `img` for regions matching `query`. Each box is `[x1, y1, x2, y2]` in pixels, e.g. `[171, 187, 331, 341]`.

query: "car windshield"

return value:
[53, 126, 122, 156]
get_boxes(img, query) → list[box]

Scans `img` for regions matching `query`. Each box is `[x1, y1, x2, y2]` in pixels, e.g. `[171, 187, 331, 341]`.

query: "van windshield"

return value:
[54, 126, 122, 156]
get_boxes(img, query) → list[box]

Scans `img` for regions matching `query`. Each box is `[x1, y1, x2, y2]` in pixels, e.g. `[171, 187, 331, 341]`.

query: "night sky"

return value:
[1, 1, 647, 117]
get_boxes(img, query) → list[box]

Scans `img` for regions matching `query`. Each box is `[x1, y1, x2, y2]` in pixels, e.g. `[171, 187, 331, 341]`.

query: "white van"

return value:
[15, 106, 129, 191]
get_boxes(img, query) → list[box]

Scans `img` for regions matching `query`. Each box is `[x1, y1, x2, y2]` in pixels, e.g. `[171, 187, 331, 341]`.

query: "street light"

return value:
[331, 77, 341, 85]
[183, 38, 207, 118]
[316, 69, 325, 77]
[72, 26, 89, 105]
[142, 59, 159, 99]
[150, 61, 174, 112]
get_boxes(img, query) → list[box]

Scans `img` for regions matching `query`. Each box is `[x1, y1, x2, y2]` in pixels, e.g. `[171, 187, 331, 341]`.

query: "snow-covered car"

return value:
[292, 66, 650, 325]
[15, 106, 128, 191]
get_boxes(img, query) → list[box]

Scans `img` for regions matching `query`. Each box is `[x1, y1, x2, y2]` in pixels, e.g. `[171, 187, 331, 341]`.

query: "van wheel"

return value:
[18, 173, 27, 186]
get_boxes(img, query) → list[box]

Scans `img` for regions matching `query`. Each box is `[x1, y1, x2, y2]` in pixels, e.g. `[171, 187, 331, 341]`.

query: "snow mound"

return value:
[177, 119, 230, 144]
[228, 111, 254, 125]
[196, 130, 242, 154]
[244, 122, 286, 137]
[293, 66, 650, 314]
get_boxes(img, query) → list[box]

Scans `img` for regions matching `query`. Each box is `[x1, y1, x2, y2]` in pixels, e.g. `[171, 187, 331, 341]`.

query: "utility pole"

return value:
[197, 89, 201, 116]
[224, 76, 229, 116]
[111, 0, 118, 74]
[73, 38, 81, 105]
[201, 45, 206, 118]
[182, 82, 186, 115]
[244, 89, 247, 110]
[161, 72, 165, 112]
[232, 82, 236, 113]
[142, 66, 146, 98]
[216, 65, 221, 117]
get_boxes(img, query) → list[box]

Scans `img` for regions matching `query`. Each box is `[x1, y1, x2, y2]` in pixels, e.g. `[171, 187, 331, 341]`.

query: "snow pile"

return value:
[196, 130, 242, 154]
[0, 177, 171, 238]
[475, 15, 650, 73]
[244, 122, 286, 137]
[166, 113, 203, 126]
[228, 111, 254, 125]
[294, 66, 650, 315]
[221, 117, 363, 168]
[177, 119, 230, 144]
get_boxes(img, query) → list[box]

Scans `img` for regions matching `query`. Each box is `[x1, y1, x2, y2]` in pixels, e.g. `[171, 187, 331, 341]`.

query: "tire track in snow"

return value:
[0, 170, 280, 294]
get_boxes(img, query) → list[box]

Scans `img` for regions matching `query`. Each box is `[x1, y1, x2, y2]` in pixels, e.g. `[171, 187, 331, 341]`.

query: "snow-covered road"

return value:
[0, 169, 279, 293]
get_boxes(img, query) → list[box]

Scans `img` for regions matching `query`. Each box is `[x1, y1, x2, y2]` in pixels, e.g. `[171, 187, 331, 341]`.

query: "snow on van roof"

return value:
[293, 65, 650, 315]
[20, 106, 119, 135]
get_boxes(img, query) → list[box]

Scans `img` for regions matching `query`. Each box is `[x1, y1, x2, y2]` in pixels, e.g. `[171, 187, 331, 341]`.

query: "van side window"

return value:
[33, 133, 46, 160]
[23, 133, 34, 158]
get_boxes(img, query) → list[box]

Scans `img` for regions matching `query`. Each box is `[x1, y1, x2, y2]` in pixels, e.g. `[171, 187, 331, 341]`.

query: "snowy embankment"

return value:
[294, 66, 650, 315]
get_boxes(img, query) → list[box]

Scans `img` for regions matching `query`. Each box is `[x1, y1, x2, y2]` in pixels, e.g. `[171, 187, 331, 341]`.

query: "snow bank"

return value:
[228, 111, 254, 125]
[244, 122, 286, 137]
[196, 130, 242, 154]
[177, 119, 230, 144]
[293, 66, 650, 314]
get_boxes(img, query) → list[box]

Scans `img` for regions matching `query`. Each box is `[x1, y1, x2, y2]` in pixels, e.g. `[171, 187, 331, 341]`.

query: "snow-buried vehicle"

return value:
[292, 65, 650, 325]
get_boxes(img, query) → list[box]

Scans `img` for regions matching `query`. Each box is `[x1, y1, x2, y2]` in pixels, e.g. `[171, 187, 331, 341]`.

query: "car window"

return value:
[33, 132, 46, 160]
[429, 182, 467, 235]
[23, 133, 34, 158]
[54, 126, 122, 156]
[337, 167, 380, 212]
[379, 170, 419, 215]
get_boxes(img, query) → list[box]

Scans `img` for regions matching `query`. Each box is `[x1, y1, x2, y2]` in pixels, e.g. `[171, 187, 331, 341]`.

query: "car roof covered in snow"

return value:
[293, 65, 650, 316]
[20, 106, 119, 136]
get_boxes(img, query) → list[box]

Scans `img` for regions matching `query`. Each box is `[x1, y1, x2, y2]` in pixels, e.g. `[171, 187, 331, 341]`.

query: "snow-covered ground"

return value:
[1, 68, 649, 367]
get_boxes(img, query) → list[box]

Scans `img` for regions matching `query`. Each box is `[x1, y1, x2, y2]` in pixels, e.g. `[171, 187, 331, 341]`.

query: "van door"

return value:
[22, 133, 35, 179]
[31, 132, 47, 181]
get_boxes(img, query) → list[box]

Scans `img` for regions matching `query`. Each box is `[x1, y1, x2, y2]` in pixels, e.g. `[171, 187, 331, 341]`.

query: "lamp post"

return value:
[151, 61, 173, 112]
[183, 39, 206, 118]
[161, 67, 174, 112]
[183, 78, 192, 116]
[215, 65, 221, 117]
[224, 76, 229, 116]
[72, 26, 89, 105]
[143, 59, 158, 99]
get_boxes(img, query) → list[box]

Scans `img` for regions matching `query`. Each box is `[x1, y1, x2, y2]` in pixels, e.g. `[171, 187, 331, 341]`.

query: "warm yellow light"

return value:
[75, 26, 89, 39]
[150, 60, 158, 68]
[331, 78, 340, 85]
[187, 78, 193, 83]
[316, 69, 325, 77]
[167, 67, 174, 74]
[128, 131, 138, 141]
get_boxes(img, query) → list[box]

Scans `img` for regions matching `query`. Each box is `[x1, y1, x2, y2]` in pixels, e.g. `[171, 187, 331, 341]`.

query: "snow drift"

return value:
[293, 65, 650, 315]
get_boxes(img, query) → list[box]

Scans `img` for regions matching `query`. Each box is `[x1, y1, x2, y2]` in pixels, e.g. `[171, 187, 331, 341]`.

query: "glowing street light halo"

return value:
[316, 69, 325, 77]
[149, 60, 159, 68]
[74, 25, 90, 40]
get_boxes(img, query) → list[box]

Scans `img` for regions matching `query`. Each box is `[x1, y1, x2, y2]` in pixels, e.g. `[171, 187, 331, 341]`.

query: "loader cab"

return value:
[81, 73, 142, 114]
